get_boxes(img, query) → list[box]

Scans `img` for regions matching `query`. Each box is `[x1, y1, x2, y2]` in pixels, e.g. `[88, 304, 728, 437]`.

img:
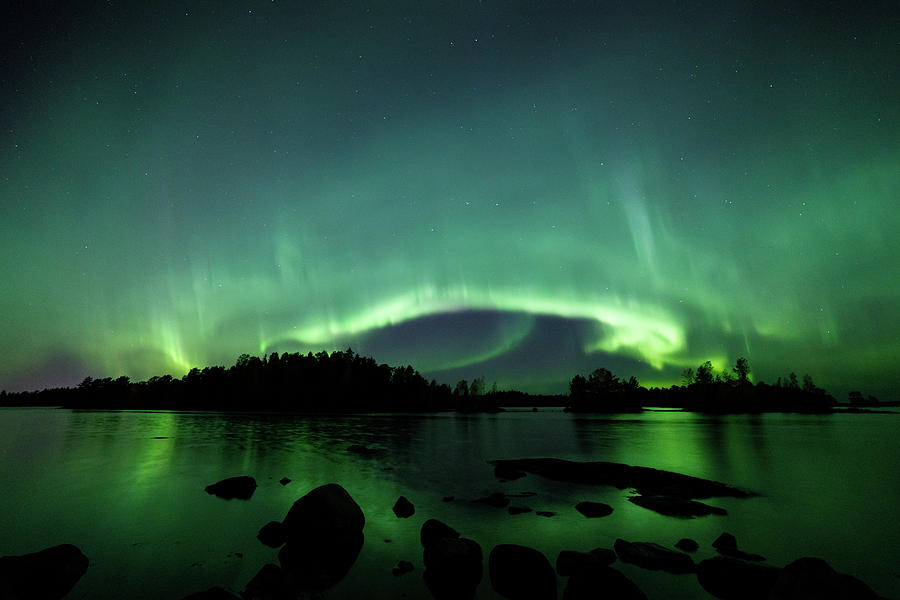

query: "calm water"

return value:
[1, 407, 898, 599]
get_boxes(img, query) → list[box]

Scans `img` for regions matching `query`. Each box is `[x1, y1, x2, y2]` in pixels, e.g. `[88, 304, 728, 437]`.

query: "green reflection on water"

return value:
[1, 408, 898, 599]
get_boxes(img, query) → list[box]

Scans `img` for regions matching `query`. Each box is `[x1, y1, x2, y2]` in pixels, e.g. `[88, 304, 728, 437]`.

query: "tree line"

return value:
[566, 357, 849, 413]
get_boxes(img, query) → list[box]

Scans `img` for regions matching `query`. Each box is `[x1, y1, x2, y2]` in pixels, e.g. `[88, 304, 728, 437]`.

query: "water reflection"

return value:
[0, 408, 897, 599]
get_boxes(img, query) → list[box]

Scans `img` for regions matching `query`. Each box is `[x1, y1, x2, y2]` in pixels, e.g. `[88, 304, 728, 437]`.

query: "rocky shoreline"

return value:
[2, 457, 892, 599]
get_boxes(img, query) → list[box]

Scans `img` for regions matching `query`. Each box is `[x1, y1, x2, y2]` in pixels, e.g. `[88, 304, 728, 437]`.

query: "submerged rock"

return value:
[555, 549, 616, 576]
[393, 495, 415, 518]
[508, 506, 533, 515]
[392, 560, 414, 576]
[179, 586, 242, 600]
[697, 556, 782, 599]
[473, 492, 510, 508]
[614, 539, 695, 574]
[494, 463, 527, 481]
[489, 544, 556, 600]
[563, 567, 647, 600]
[205, 476, 257, 500]
[769, 557, 883, 600]
[628, 495, 727, 517]
[490, 458, 753, 498]
[575, 501, 613, 518]
[0, 544, 89, 600]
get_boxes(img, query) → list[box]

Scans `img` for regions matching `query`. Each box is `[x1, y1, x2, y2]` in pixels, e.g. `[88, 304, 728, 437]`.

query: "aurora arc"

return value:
[1, 1, 898, 398]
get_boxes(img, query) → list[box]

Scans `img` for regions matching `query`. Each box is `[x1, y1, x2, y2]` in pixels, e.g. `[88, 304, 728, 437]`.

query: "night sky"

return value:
[2, 1, 898, 399]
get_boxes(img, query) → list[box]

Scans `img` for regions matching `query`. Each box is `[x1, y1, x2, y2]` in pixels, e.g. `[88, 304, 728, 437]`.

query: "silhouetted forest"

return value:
[0, 351, 885, 413]
[567, 357, 850, 413]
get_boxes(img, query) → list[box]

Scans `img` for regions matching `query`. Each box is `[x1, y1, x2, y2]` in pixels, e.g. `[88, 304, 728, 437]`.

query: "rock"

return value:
[711, 532, 765, 561]
[490, 458, 754, 498]
[712, 532, 738, 551]
[393, 495, 415, 518]
[696, 556, 782, 600]
[392, 560, 414, 576]
[423, 536, 484, 600]
[443, 496, 456, 502]
[508, 506, 532, 515]
[563, 567, 647, 600]
[473, 492, 510, 508]
[768, 557, 882, 600]
[179, 586, 242, 600]
[535, 511, 556, 517]
[556, 549, 616, 576]
[495, 463, 527, 481]
[242, 563, 286, 599]
[628, 495, 727, 517]
[257, 521, 286, 548]
[0, 544, 89, 600]
[346, 444, 381, 457]
[675, 538, 699, 552]
[279, 477, 291, 486]
[281, 483, 365, 546]
[278, 530, 364, 592]
[205, 476, 257, 500]
[574, 501, 613, 518]
[613, 539, 695, 574]
[421, 518, 460, 548]
[489, 544, 556, 600]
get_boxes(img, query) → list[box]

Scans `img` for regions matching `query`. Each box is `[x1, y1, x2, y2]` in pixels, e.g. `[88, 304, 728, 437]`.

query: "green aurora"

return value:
[1, 2, 898, 398]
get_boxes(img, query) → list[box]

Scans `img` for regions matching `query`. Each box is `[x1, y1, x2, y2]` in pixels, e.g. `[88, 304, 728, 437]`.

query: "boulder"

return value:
[675, 538, 699, 553]
[768, 557, 882, 600]
[393, 496, 415, 518]
[421, 518, 460, 548]
[423, 536, 484, 600]
[613, 539, 695, 574]
[696, 556, 782, 600]
[281, 483, 365, 546]
[574, 501, 613, 518]
[555, 549, 616, 576]
[712, 532, 765, 561]
[628, 495, 726, 517]
[278, 530, 364, 592]
[179, 586, 242, 600]
[712, 532, 738, 551]
[489, 544, 556, 600]
[563, 567, 647, 600]
[0, 544, 89, 600]
[205, 476, 257, 500]
[279, 477, 291, 486]
[257, 520, 286, 548]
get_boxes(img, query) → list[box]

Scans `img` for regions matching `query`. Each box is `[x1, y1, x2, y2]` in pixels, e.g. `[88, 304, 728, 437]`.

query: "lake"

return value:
[1, 407, 898, 599]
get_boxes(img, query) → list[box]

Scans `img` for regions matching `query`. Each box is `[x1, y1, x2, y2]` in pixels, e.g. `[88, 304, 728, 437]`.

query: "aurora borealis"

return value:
[2, 2, 898, 398]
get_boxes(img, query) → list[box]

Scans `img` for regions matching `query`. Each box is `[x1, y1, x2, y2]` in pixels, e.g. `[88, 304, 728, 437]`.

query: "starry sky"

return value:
[2, 1, 898, 399]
